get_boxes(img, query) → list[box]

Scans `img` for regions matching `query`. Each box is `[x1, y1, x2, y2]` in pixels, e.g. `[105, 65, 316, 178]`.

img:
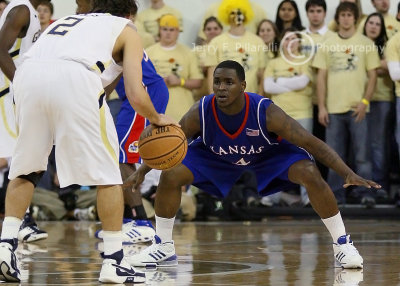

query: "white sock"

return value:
[102, 231, 122, 256]
[155, 215, 175, 242]
[321, 212, 346, 243]
[1, 217, 22, 240]
[26, 207, 30, 214]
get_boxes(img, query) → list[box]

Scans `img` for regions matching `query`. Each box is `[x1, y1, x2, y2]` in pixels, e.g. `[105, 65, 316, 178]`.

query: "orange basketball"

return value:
[138, 125, 188, 170]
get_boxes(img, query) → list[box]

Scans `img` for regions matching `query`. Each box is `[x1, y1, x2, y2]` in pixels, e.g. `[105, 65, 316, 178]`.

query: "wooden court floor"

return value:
[1, 219, 400, 285]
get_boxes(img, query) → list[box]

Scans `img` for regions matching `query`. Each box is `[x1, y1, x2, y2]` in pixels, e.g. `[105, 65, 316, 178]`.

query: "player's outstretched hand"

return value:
[153, 114, 180, 128]
[343, 172, 381, 189]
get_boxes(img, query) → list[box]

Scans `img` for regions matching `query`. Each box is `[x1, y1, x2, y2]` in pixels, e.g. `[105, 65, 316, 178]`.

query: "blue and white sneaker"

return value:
[18, 213, 48, 242]
[0, 239, 21, 282]
[127, 235, 177, 268]
[333, 235, 363, 269]
[95, 219, 155, 244]
[99, 249, 146, 283]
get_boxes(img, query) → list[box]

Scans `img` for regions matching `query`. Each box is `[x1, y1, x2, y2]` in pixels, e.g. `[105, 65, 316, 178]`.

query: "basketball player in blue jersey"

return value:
[127, 60, 381, 270]
[95, 56, 169, 244]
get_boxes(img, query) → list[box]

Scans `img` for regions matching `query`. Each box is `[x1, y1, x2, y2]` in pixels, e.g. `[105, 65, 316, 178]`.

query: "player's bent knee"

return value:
[17, 171, 45, 187]
[159, 164, 194, 189]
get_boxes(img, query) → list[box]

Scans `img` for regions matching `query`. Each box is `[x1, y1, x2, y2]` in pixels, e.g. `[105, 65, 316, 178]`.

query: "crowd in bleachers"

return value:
[2, 0, 400, 222]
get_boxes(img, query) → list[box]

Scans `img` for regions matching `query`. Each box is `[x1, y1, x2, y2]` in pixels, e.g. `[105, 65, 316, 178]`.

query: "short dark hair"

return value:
[91, 0, 138, 18]
[305, 0, 326, 12]
[203, 16, 222, 31]
[214, 60, 245, 81]
[335, 2, 359, 24]
[39, 1, 54, 15]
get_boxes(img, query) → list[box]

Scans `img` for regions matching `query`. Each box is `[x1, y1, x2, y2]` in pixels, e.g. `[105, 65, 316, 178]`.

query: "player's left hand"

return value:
[343, 172, 381, 189]
[351, 102, 367, 122]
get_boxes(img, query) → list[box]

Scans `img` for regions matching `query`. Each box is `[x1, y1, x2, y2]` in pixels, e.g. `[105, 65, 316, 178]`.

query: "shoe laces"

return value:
[338, 241, 360, 255]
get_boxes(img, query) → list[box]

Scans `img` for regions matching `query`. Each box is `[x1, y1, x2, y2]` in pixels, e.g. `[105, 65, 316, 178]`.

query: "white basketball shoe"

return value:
[127, 235, 177, 268]
[333, 235, 363, 269]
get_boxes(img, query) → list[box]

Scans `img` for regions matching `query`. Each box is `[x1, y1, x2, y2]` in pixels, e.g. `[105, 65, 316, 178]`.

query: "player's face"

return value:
[213, 68, 245, 111]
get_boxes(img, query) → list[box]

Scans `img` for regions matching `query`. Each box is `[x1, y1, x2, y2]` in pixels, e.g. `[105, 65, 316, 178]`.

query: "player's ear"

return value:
[241, 80, 246, 92]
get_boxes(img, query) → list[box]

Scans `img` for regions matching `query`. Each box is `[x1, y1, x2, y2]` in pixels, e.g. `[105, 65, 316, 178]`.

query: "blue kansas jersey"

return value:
[181, 92, 313, 198]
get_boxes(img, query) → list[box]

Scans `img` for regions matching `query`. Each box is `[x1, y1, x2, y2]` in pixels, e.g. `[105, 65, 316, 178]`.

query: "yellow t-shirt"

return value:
[204, 32, 266, 93]
[135, 21, 156, 49]
[146, 43, 204, 121]
[385, 32, 400, 97]
[312, 33, 381, 114]
[301, 28, 335, 104]
[197, 1, 266, 40]
[264, 57, 313, 120]
[136, 5, 183, 39]
[357, 14, 400, 39]
[192, 44, 210, 101]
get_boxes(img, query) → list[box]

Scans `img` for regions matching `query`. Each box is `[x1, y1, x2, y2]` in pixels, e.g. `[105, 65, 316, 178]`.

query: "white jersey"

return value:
[0, 0, 40, 158]
[24, 13, 131, 78]
[0, 0, 40, 69]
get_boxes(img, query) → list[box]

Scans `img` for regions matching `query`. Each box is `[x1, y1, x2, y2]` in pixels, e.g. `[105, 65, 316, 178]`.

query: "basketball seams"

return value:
[141, 138, 185, 160]
[139, 135, 183, 149]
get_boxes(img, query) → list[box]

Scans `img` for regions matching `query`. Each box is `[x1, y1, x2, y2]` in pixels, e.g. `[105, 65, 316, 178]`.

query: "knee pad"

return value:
[17, 172, 44, 187]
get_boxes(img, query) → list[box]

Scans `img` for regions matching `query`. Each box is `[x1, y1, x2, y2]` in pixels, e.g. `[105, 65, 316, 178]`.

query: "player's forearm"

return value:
[0, 51, 16, 81]
[126, 87, 160, 124]
[305, 136, 354, 179]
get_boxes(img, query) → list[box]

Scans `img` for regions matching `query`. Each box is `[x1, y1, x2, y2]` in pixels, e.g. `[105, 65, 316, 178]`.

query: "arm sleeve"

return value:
[387, 62, 400, 81]
[276, 74, 310, 91]
[264, 77, 291, 94]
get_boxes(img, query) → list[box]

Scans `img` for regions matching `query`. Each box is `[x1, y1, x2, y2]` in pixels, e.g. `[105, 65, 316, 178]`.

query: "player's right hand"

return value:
[152, 113, 180, 128]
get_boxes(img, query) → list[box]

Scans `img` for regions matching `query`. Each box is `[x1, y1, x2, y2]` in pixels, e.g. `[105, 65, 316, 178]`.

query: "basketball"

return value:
[138, 125, 188, 170]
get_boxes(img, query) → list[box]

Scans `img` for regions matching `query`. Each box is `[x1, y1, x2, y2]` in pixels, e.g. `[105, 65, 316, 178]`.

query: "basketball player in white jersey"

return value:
[0, 0, 48, 244]
[0, 0, 178, 283]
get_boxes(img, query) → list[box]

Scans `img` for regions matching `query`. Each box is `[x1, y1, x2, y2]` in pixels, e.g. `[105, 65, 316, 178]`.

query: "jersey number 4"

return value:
[48, 17, 83, 36]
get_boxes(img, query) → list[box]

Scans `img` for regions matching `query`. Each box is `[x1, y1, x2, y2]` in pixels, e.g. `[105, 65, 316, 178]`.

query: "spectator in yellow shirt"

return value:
[146, 14, 203, 121]
[256, 19, 279, 66]
[313, 2, 380, 205]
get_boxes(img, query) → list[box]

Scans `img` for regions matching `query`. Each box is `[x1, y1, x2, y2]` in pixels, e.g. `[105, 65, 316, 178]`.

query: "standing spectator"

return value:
[328, 0, 366, 32]
[303, 0, 334, 180]
[146, 14, 203, 121]
[204, 0, 266, 95]
[313, 2, 380, 205]
[0, 0, 8, 17]
[358, 0, 400, 39]
[363, 12, 392, 203]
[256, 19, 279, 67]
[193, 16, 223, 101]
[136, 0, 182, 42]
[196, 0, 267, 45]
[37, 1, 54, 32]
[275, 0, 304, 34]
[386, 26, 400, 189]
[264, 28, 313, 206]
[397, 2, 400, 22]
